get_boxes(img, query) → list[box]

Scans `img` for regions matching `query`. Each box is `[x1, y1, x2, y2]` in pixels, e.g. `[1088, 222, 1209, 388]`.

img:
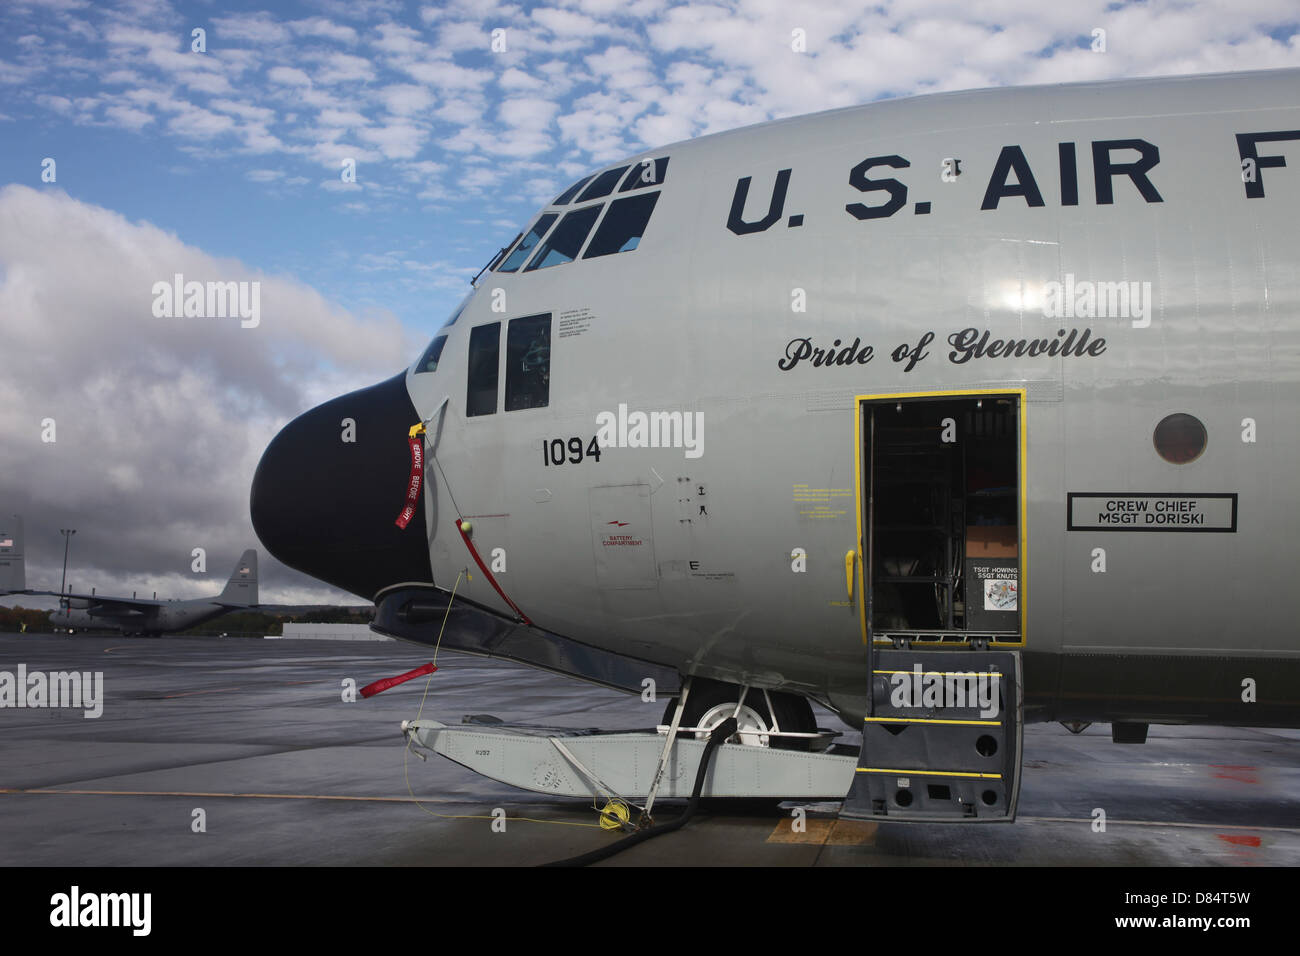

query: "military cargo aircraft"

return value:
[250, 68, 1299, 821]
[1, 520, 258, 637]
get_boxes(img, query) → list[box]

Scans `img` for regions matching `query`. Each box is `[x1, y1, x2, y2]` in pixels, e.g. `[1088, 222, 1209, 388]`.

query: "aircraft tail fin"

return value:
[0, 515, 24, 594]
[218, 549, 258, 606]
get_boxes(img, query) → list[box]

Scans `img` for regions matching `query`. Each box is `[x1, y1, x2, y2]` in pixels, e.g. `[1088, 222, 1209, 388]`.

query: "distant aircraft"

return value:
[244, 67, 1295, 821]
[1, 516, 258, 636]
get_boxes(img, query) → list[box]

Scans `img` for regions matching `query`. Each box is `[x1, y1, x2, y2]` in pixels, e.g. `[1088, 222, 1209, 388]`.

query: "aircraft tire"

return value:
[662, 678, 816, 751]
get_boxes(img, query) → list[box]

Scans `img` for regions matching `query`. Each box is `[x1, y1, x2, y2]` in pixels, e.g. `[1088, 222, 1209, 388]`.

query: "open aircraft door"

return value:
[840, 391, 1025, 822]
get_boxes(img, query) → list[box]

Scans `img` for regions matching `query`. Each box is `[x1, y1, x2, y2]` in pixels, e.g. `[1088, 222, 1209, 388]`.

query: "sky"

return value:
[1, 0, 1298, 608]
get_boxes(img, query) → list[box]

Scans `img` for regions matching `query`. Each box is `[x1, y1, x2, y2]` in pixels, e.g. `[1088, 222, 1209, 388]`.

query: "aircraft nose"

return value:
[250, 372, 433, 600]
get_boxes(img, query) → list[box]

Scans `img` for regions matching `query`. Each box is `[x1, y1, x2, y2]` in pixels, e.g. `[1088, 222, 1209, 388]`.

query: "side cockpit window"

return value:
[414, 335, 447, 374]
[466, 323, 500, 417]
[505, 314, 551, 411]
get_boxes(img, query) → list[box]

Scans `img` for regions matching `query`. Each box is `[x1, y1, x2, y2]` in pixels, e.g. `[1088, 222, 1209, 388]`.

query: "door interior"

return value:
[861, 393, 1023, 645]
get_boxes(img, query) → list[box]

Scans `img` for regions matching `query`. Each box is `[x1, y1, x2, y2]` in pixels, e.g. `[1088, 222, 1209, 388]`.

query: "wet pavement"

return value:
[0, 632, 1295, 866]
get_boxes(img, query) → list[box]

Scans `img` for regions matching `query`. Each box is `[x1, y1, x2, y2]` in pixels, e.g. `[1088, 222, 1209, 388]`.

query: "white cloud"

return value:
[359, 121, 428, 159]
[166, 104, 236, 139]
[211, 13, 292, 46]
[498, 66, 544, 90]
[399, 58, 493, 90]
[291, 17, 359, 44]
[313, 52, 377, 85]
[36, 94, 73, 114]
[210, 99, 276, 124]
[104, 104, 153, 130]
[267, 65, 312, 87]
[377, 82, 436, 115]
[499, 94, 559, 130]
[318, 107, 369, 128]
[0, 185, 412, 602]
[439, 19, 495, 52]
[371, 22, 430, 56]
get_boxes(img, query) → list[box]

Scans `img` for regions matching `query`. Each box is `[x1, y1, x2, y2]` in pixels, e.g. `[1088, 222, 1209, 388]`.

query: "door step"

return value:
[839, 648, 1022, 822]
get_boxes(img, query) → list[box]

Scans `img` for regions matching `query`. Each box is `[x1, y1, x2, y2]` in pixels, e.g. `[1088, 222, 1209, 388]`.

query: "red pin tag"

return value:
[360, 662, 437, 698]
[396, 424, 425, 529]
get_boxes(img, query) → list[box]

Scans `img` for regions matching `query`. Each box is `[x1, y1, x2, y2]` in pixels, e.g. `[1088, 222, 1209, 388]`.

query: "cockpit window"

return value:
[620, 157, 669, 191]
[486, 236, 519, 273]
[553, 175, 594, 206]
[575, 165, 630, 203]
[524, 206, 602, 271]
[583, 192, 660, 258]
[496, 214, 557, 273]
[505, 313, 551, 411]
[466, 323, 500, 417]
[414, 335, 447, 374]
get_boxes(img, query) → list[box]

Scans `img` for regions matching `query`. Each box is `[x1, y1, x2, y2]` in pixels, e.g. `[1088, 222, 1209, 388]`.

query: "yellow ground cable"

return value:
[401, 569, 602, 830]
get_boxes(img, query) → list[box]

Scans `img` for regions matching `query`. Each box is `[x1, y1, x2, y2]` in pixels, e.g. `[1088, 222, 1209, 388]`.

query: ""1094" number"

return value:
[543, 436, 603, 466]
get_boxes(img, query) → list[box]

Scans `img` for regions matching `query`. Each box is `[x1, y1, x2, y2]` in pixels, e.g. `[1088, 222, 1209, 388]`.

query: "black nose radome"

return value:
[251, 372, 433, 601]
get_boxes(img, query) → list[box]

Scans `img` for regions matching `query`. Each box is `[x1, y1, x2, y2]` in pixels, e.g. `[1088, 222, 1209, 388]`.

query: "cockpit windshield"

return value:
[497, 214, 557, 273]
[491, 156, 670, 275]
[524, 205, 601, 271]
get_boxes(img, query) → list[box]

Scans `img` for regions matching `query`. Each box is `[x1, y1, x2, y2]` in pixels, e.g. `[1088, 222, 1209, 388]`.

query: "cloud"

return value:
[103, 104, 154, 130]
[377, 82, 436, 115]
[312, 51, 377, 85]
[291, 17, 359, 44]
[0, 185, 415, 603]
[210, 13, 293, 47]
[359, 121, 428, 159]
[166, 103, 236, 139]
[267, 65, 312, 87]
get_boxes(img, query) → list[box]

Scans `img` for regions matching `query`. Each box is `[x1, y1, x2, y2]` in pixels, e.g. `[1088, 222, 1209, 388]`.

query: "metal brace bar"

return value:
[640, 677, 691, 827]
[762, 688, 780, 734]
[547, 736, 641, 819]
[730, 684, 750, 720]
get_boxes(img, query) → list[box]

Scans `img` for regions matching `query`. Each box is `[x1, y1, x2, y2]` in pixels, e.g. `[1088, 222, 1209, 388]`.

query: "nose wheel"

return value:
[661, 679, 816, 751]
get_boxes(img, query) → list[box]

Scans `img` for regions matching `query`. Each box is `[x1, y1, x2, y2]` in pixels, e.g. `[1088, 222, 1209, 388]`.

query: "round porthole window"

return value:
[1153, 413, 1207, 464]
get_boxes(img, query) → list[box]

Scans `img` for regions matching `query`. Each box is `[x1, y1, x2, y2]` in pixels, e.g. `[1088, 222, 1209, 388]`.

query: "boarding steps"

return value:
[838, 647, 1022, 822]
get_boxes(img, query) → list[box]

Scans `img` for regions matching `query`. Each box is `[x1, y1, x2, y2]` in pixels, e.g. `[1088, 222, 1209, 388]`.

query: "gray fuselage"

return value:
[281, 69, 1300, 730]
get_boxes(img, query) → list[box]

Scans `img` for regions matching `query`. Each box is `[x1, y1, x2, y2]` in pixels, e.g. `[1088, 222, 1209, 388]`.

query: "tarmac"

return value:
[0, 632, 1296, 867]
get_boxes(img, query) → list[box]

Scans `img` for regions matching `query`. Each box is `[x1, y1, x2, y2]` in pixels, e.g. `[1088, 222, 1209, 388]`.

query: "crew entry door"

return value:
[843, 391, 1025, 822]
[861, 393, 1023, 646]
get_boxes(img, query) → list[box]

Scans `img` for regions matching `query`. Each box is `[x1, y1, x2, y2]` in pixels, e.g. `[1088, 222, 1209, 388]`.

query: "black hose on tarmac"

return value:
[539, 716, 739, 867]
